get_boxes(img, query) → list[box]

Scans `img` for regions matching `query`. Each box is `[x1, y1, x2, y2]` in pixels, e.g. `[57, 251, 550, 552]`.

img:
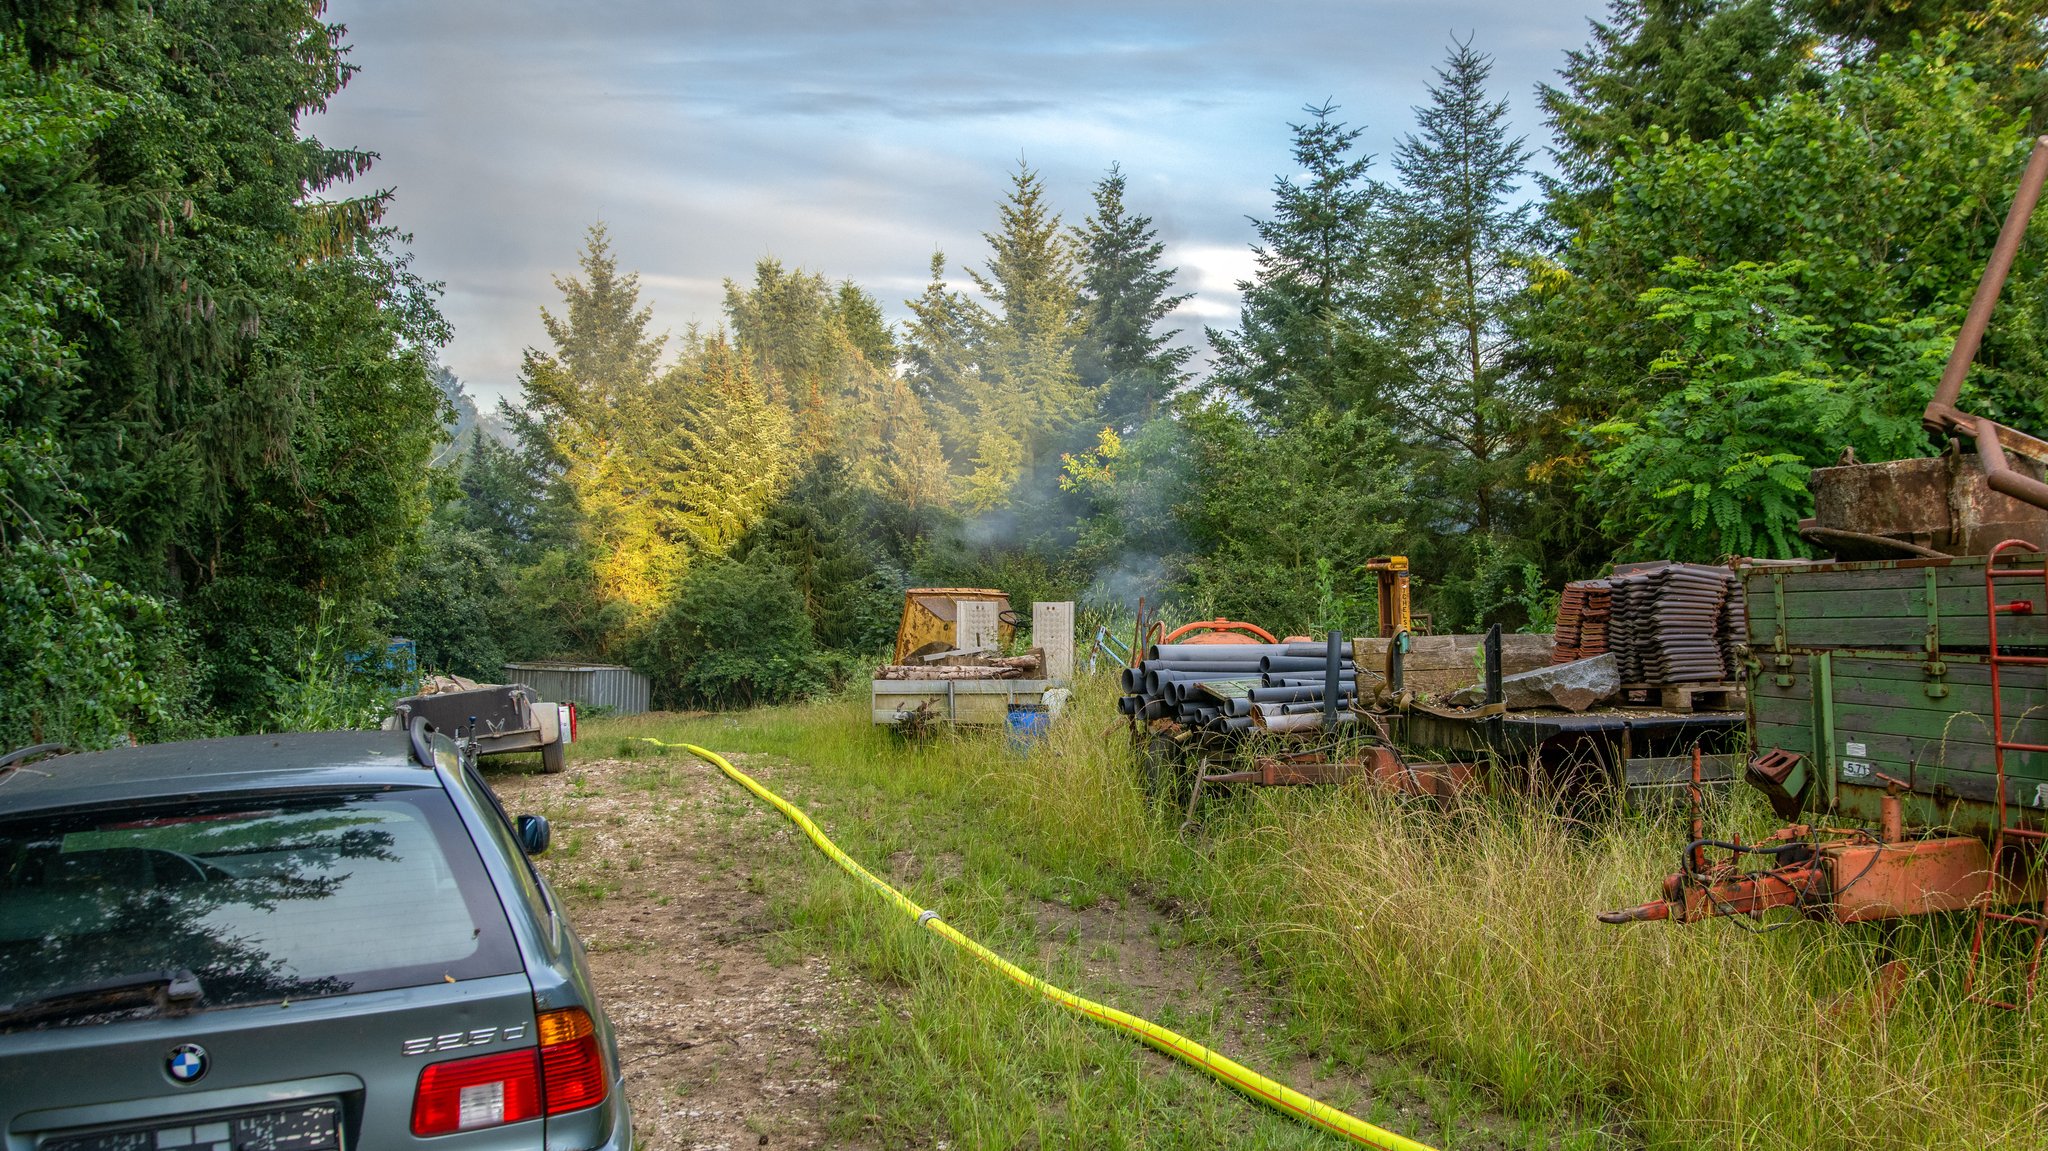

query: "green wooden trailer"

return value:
[1744, 550, 2048, 841]
[1600, 549, 2048, 938]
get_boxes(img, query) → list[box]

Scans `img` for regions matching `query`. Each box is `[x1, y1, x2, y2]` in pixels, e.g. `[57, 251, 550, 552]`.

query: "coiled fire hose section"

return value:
[648, 738, 1435, 1151]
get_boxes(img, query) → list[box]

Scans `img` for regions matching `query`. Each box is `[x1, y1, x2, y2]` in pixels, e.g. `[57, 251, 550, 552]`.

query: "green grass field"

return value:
[568, 675, 2048, 1150]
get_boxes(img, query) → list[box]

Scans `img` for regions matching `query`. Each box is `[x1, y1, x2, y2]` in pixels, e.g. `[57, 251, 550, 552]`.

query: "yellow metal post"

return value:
[1366, 556, 1411, 639]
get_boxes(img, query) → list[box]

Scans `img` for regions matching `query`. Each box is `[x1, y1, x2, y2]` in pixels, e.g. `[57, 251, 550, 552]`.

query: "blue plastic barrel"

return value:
[1006, 704, 1051, 748]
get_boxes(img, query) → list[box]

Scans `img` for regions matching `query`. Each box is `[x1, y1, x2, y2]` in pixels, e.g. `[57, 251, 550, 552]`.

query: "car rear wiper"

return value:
[0, 968, 203, 1027]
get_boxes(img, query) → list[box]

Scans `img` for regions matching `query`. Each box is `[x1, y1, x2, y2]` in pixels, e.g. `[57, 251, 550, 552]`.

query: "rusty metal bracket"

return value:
[1924, 568, 1949, 698]
[1771, 570, 1794, 687]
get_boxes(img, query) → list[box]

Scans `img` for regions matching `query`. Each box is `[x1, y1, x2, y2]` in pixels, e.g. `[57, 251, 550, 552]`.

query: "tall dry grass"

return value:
[997, 674, 2048, 1149]
[592, 674, 2048, 1146]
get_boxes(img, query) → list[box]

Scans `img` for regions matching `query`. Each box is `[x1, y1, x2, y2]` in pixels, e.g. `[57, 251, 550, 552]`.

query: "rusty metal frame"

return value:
[1922, 135, 2048, 511]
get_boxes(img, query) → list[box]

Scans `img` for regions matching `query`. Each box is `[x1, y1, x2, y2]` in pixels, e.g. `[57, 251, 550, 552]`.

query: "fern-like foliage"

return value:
[1591, 258, 1939, 560]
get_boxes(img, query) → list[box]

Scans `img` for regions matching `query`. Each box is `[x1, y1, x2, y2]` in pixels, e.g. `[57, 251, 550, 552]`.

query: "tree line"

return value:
[7, 0, 2048, 742]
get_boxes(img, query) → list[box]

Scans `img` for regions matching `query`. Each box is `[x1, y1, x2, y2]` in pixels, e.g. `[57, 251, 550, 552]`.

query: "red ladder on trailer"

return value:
[1966, 539, 2048, 1008]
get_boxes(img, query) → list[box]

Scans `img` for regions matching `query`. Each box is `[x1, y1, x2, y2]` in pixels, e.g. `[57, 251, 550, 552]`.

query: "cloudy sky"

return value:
[309, 1, 1610, 408]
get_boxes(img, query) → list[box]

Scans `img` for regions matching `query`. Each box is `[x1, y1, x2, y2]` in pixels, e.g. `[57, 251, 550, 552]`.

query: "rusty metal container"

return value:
[1807, 450, 2048, 559]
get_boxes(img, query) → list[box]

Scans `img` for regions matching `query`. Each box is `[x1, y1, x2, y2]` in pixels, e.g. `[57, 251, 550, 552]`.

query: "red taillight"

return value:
[537, 1007, 607, 1114]
[411, 1048, 542, 1136]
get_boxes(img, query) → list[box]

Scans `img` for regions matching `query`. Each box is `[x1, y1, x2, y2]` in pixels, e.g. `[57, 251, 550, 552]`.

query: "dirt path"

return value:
[490, 754, 868, 1151]
[491, 752, 1523, 1150]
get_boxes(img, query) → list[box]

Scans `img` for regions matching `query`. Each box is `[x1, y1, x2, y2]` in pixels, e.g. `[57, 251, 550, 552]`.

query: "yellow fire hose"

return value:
[649, 738, 1435, 1151]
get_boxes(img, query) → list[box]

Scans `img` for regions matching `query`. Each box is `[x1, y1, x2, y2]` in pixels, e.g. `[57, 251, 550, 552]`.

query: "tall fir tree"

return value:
[722, 258, 838, 448]
[1387, 41, 1540, 538]
[834, 280, 898, 369]
[514, 227, 798, 618]
[902, 250, 984, 463]
[1538, 0, 1811, 214]
[726, 261, 945, 507]
[457, 431, 546, 563]
[609, 333, 792, 605]
[1208, 103, 1392, 424]
[513, 223, 665, 477]
[1074, 165, 1193, 430]
[963, 163, 1090, 503]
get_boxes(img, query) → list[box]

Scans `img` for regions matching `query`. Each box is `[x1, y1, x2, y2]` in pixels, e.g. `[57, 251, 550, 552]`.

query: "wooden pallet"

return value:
[1621, 682, 1743, 712]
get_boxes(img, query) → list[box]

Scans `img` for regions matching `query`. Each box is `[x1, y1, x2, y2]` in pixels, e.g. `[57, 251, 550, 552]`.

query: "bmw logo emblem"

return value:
[166, 1043, 208, 1084]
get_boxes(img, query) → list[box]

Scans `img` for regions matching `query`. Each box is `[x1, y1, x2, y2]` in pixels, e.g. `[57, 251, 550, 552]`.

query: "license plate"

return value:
[41, 1101, 341, 1151]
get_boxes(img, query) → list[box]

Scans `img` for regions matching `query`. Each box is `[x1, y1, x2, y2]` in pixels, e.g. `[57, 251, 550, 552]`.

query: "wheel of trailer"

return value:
[541, 735, 567, 774]
[1141, 733, 1193, 810]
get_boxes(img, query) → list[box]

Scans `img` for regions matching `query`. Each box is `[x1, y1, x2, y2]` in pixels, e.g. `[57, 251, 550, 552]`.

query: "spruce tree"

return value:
[514, 223, 665, 471]
[1387, 40, 1539, 537]
[1074, 165, 1193, 429]
[623, 334, 793, 597]
[723, 258, 837, 415]
[514, 228, 802, 616]
[901, 249, 984, 461]
[726, 260, 946, 506]
[457, 431, 546, 562]
[1208, 103, 1390, 424]
[1539, 0, 1810, 213]
[833, 280, 898, 369]
[965, 163, 1089, 499]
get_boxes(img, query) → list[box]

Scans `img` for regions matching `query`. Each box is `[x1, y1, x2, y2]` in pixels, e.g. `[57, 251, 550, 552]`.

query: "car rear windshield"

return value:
[0, 788, 523, 1021]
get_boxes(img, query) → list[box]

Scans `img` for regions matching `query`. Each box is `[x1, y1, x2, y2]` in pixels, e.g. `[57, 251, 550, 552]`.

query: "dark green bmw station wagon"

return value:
[0, 728, 631, 1149]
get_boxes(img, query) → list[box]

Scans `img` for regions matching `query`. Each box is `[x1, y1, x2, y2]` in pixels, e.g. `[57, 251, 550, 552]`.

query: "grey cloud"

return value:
[315, 0, 1605, 405]
[718, 91, 1067, 121]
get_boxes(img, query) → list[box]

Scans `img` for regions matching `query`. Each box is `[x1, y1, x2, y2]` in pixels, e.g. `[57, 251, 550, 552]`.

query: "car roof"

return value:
[0, 730, 436, 816]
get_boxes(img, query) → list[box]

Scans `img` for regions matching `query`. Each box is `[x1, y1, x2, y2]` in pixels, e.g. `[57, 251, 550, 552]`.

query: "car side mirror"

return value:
[516, 814, 551, 856]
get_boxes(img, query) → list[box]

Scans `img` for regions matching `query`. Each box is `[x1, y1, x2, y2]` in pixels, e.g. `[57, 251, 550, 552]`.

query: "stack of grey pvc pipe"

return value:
[1115, 640, 1357, 736]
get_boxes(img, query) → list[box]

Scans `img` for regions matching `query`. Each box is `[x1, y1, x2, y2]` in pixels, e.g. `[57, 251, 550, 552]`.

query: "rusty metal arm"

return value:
[1971, 416, 2048, 510]
[1599, 832, 1825, 925]
[1597, 859, 1825, 925]
[1921, 135, 2048, 511]
[1925, 136, 2048, 432]
[1797, 524, 1949, 559]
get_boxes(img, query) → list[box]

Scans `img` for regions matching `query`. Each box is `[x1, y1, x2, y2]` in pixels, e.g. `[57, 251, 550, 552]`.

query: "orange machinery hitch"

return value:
[1601, 761, 1996, 926]
[1603, 827, 1997, 927]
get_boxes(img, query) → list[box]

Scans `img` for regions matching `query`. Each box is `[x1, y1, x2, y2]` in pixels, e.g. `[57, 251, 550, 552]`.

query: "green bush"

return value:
[386, 522, 513, 680]
[508, 547, 632, 662]
[635, 557, 823, 709]
[0, 523, 172, 750]
[740, 460, 908, 655]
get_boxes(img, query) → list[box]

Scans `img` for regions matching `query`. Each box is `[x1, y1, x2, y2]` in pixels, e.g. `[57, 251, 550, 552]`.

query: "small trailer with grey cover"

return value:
[387, 676, 577, 772]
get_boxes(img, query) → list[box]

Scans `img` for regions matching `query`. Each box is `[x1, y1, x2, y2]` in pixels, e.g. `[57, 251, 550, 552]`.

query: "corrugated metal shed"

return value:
[502, 661, 651, 715]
